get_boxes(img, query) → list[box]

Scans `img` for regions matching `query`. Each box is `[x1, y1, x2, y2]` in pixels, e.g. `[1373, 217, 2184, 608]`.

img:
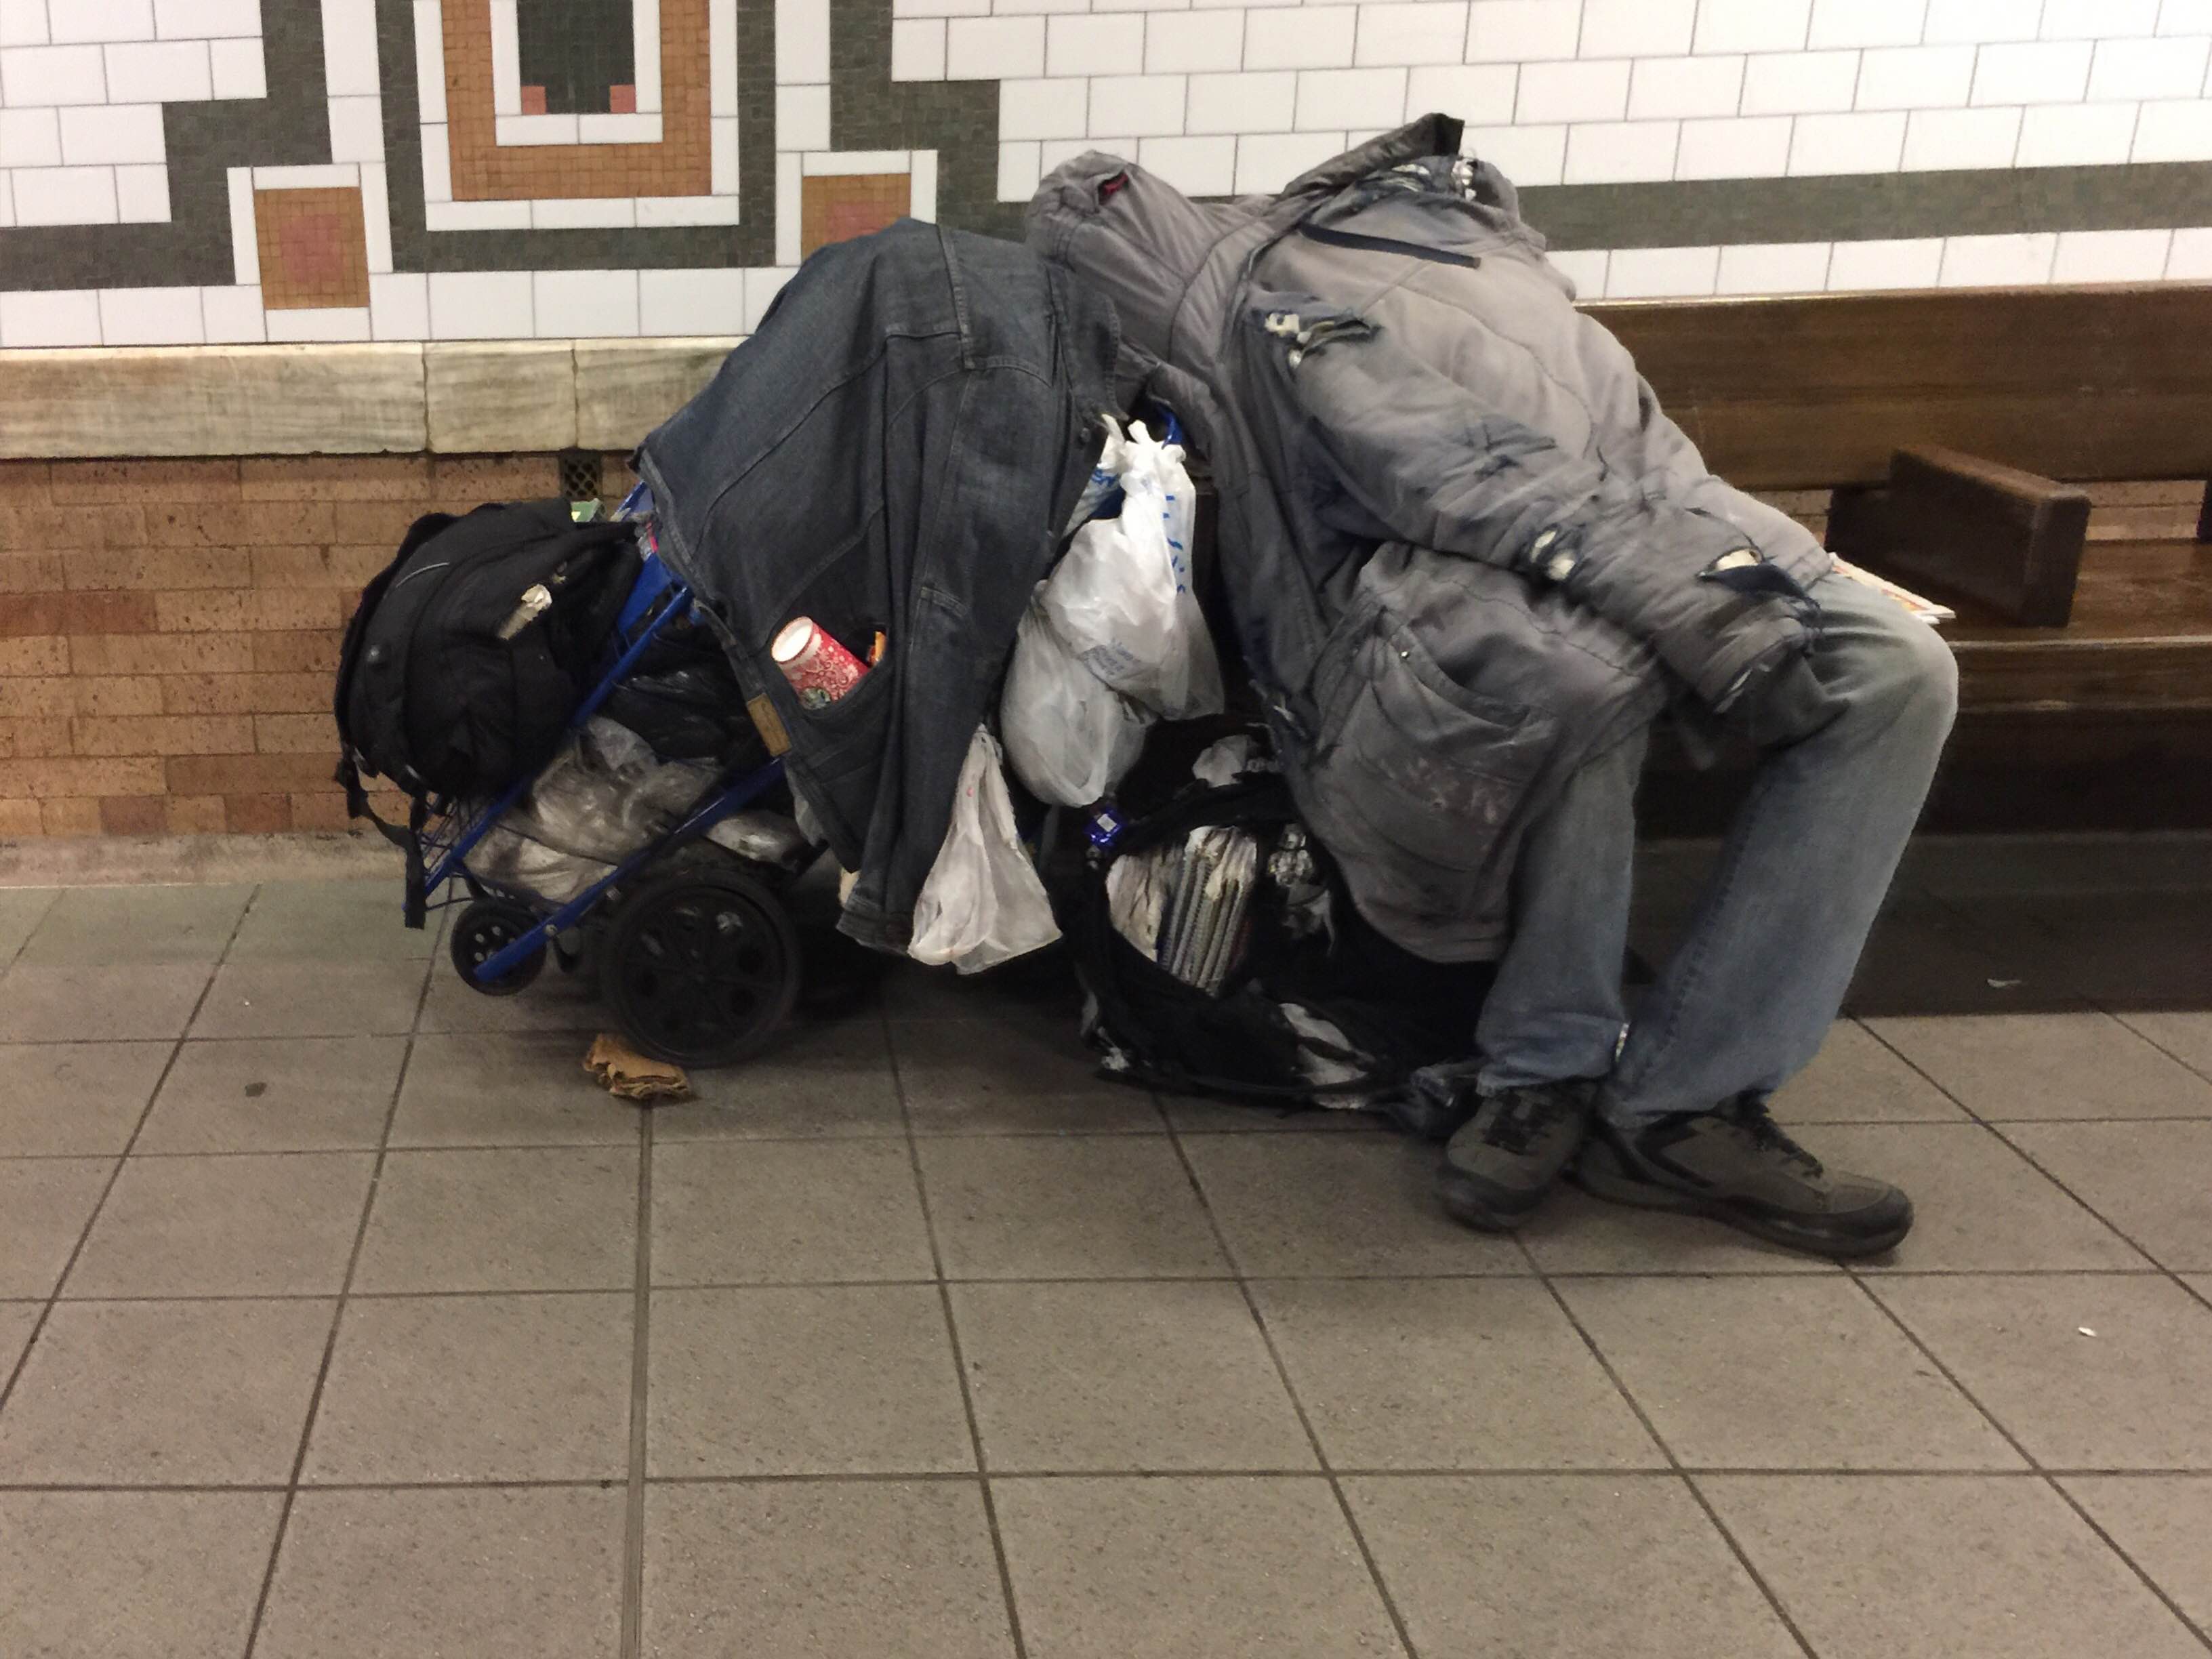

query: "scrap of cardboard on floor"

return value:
[584, 1033, 692, 1103]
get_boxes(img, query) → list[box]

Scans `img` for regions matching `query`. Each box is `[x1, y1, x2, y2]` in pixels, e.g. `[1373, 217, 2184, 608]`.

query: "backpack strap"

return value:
[334, 751, 433, 929]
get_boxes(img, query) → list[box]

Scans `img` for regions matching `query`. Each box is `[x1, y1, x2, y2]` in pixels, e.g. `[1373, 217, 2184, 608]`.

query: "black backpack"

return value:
[334, 500, 642, 922]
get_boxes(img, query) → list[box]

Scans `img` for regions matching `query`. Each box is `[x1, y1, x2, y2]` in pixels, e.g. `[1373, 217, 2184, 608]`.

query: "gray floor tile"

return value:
[1769, 1020, 1967, 1123]
[1807, 1123, 2148, 1272]
[643, 1481, 1017, 1659]
[1253, 1277, 1664, 1471]
[648, 1285, 972, 1476]
[993, 1475, 1403, 1659]
[390, 1032, 637, 1147]
[2060, 1475, 2212, 1631]
[879, 956, 1082, 1024]
[1183, 1132, 1528, 1277]
[2008, 893, 2212, 1009]
[649, 1012, 905, 1140]
[0, 965, 210, 1043]
[0, 1042, 169, 1155]
[2001, 1120, 2212, 1271]
[65, 1151, 373, 1298]
[1870, 1274, 2212, 1470]
[1703, 1474, 2205, 1659]
[1867, 1012, 2212, 1120]
[352, 1147, 638, 1293]
[891, 1016, 1164, 1134]
[2123, 1010, 2212, 1080]
[950, 1279, 1315, 1472]
[0, 1298, 332, 1483]
[16, 884, 250, 966]
[303, 1292, 632, 1483]
[1557, 1276, 2022, 1470]
[0, 888, 57, 964]
[0, 1158, 113, 1297]
[1519, 1182, 1843, 1273]
[415, 960, 605, 1033]
[651, 1138, 934, 1284]
[1160, 1095, 1382, 1133]
[137, 1036, 404, 1153]
[0, 1490, 283, 1659]
[914, 1136, 1231, 1280]
[227, 879, 433, 962]
[255, 1486, 624, 1659]
[191, 960, 429, 1039]
[1345, 1474, 1801, 1659]
[0, 1304, 35, 1383]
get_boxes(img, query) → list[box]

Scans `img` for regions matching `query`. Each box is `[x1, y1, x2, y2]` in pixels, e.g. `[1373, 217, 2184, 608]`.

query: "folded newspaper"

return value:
[1831, 557, 1955, 626]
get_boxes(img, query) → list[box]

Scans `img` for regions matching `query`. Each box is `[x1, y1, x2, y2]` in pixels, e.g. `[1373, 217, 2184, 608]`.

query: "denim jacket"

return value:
[636, 220, 1120, 952]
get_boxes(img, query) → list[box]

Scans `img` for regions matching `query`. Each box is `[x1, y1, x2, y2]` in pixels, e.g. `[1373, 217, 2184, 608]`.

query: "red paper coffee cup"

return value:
[772, 617, 867, 708]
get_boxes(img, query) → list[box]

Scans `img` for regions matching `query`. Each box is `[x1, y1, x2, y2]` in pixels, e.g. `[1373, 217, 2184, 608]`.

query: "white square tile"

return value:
[0, 0, 48, 47]
[368, 272, 427, 341]
[2043, 0, 2158, 35]
[2052, 227, 2173, 282]
[947, 14, 1044, 78]
[424, 197, 529, 230]
[1826, 235, 1944, 289]
[639, 268, 747, 337]
[1902, 104, 2021, 167]
[203, 283, 268, 343]
[1679, 115, 1797, 180]
[1694, 0, 1811, 54]
[711, 115, 737, 195]
[1146, 10, 1244, 74]
[529, 197, 635, 229]
[1462, 119, 1567, 182]
[1858, 45, 1976, 108]
[1789, 108, 1906, 171]
[1139, 131, 1239, 192]
[1094, 72, 1189, 134]
[1244, 5, 1357, 68]
[1042, 134, 1118, 172]
[2161, 0, 2212, 33]
[1607, 245, 1720, 297]
[1717, 241, 1834, 293]
[575, 112, 661, 144]
[322, 0, 378, 97]
[251, 162, 360, 189]
[60, 105, 167, 166]
[1544, 246, 1607, 297]
[891, 17, 945, 80]
[0, 287, 102, 346]
[1296, 66, 1404, 128]
[743, 266, 795, 333]
[209, 35, 260, 98]
[635, 195, 740, 226]
[0, 108, 63, 167]
[1939, 230, 2057, 287]
[2090, 35, 2211, 100]
[1519, 58, 1630, 122]
[103, 38, 209, 102]
[430, 270, 535, 340]
[1923, 0, 2041, 44]
[1233, 129, 1347, 190]
[1563, 117, 1679, 180]
[909, 148, 937, 220]
[1189, 69, 1296, 131]
[800, 148, 909, 175]
[1580, 0, 1694, 57]
[99, 285, 205, 345]
[13, 164, 116, 224]
[1810, 0, 1927, 48]
[115, 161, 169, 221]
[998, 138, 1042, 200]
[1408, 63, 1517, 120]
[1973, 39, 2092, 104]
[45, 0, 149, 44]
[151, 0, 259, 37]
[329, 94, 384, 163]
[2166, 226, 2212, 276]
[265, 306, 372, 343]
[1465, 0, 1578, 62]
[2016, 100, 2139, 164]
[0, 45, 111, 106]
[1742, 50, 1860, 115]
[1354, 2, 1469, 66]
[1000, 77, 1090, 140]
[2135, 96, 2212, 157]
[777, 83, 829, 149]
[705, 0, 732, 113]
[226, 164, 257, 283]
[409, 1, 443, 118]
[1048, 13, 1143, 75]
[891, 0, 986, 16]
[776, 0, 830, 81]
[419, 123, 451, 202]
[0, 173, 12, 227]
[1627, 54, 1744, 120]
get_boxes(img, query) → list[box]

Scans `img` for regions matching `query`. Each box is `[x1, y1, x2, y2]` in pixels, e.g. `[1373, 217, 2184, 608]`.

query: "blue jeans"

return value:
[1474, 571, 1960, 1124]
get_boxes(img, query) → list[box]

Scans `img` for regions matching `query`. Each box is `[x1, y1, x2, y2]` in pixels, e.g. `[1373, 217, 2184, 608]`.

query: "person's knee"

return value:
[1841, 607, 1959, 750]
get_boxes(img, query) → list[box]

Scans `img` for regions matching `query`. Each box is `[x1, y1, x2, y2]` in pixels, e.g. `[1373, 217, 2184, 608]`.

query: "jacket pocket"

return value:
[787, 656, 897, 866]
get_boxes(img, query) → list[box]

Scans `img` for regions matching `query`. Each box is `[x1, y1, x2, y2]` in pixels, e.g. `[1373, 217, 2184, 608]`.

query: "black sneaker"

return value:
[1437, 1082, 1594, 1231]
[1573, 1096, 1913, 1259]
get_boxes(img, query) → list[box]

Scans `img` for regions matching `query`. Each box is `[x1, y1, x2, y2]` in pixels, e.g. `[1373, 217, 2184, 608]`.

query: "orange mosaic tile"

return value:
[609, 83, 637, 114]
[801, 174, 911, 258]
[253, 186, 371, 311]
[520, 83, 548, 115]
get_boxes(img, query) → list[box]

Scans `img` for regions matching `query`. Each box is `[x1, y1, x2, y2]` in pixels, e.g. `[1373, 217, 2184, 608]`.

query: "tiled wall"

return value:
[1, 0, 2211, 346]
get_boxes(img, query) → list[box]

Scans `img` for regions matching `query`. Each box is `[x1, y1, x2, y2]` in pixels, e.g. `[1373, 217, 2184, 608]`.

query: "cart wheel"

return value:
[451, 900, 546, 996]
[600, 870, 799, 1067]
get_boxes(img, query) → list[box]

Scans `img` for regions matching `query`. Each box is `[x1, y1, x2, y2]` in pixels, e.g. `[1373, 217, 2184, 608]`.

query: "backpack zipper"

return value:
[1295, 221, 1481, 270]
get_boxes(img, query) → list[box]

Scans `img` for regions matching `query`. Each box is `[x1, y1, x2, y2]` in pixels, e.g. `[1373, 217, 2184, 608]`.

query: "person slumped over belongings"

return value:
[1030, 115, 1958, 1258]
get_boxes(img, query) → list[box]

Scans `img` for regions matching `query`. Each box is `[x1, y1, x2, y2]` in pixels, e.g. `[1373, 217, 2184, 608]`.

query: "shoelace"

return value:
[1728, 1099, 1824, 1177]
[1481, 1088, 1576, 1156]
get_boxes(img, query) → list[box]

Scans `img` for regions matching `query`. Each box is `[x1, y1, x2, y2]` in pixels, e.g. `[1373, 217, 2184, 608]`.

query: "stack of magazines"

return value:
[1105, 825, 1260, 997]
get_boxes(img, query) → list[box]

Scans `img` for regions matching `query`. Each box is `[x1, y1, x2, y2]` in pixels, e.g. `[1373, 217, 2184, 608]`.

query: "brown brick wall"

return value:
[0, 452, 568, 836]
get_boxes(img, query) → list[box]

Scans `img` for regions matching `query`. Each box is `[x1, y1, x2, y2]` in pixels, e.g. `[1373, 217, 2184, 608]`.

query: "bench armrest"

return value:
[1826, 446, 2091, 627]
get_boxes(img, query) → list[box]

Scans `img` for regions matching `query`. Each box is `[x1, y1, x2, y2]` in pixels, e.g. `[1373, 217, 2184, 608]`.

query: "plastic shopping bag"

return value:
[909, 726, 1063, 974]
[1038, 421, 1224, 720]
[1001, 599, 1151, 807]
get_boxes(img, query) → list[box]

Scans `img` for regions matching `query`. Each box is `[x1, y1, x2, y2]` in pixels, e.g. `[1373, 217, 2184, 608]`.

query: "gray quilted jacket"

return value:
[1028, 115, 1836, 961]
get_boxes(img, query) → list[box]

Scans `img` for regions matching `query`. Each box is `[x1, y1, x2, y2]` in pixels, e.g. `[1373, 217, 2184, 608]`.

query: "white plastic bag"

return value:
[1038, 421, 1224, 720]
[909, 727, 1062, 974]
[1001, 599, 1151, 806]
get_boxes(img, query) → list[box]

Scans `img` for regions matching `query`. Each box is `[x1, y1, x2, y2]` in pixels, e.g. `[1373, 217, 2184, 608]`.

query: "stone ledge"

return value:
[0, 337, 741, 459]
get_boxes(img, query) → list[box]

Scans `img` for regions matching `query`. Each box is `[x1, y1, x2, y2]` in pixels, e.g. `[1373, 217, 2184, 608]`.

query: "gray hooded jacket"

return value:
[1028, 115, 1836, 961]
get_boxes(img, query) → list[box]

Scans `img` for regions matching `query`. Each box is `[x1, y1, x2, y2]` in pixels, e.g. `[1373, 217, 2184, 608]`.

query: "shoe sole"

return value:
[1437, 1167, 1546, 1233]
[1569, 1160, 1912, 1261]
